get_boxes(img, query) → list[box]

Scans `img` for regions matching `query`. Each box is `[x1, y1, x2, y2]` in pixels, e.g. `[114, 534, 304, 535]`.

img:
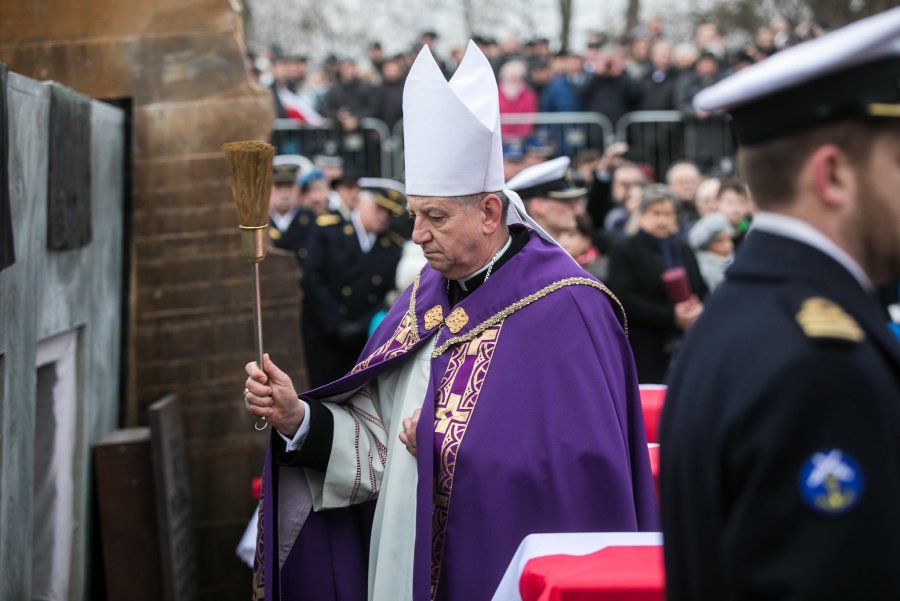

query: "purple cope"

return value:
[255, 228, 659, 601]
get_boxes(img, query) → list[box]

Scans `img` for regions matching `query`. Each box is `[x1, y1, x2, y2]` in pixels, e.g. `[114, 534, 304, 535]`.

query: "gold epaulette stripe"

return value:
[430, 277, 626, 357]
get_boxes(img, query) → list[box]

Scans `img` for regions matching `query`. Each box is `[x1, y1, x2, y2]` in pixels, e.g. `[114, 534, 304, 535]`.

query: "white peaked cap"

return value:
[403, 40, 505, 196]
[506, 156, 574, 195]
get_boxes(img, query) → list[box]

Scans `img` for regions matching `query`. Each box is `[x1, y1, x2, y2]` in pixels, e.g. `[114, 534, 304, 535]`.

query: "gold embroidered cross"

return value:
[466, 328, 497, 355]
[393, 324, 411, 345]
[435, 393, 470, 434]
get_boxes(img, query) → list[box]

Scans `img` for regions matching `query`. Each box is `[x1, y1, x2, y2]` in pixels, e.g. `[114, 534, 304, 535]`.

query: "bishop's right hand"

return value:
[244, 354, 305, 437]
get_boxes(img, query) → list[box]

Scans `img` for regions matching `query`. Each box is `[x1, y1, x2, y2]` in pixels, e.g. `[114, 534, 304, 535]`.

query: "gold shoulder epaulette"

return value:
[316, 214, 341, 227]
[796, 297, 865, 342]
[388, 232, 406, 247]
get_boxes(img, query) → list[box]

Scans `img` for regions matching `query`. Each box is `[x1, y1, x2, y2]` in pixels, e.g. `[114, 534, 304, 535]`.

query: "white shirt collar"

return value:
[351, 210, 376, 253]
[750, 211, 873, 290]
[270, 206, 299, 232]
[456, 235, 512, 292]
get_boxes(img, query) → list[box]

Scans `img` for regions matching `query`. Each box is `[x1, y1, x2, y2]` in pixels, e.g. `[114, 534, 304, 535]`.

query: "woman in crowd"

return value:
[607, 185, 708, 383]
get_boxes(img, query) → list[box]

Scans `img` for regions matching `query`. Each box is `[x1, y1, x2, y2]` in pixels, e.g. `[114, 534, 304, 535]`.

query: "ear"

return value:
[481, 193, 504, 234]
[808, 144, 857, 212]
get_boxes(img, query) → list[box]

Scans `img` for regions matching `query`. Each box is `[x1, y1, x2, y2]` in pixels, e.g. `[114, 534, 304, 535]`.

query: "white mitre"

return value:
[403, 40, 561, 247]
[403, 40, 505, 196]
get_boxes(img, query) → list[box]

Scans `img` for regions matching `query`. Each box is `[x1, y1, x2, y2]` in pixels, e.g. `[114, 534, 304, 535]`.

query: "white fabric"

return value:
[750, 211, 872, 290]
[403, 40, 504, 196]
[358, 177, 405, 195]
[395, 241, 427, 294]
[279, 400, 312, 452]
[695, 7, 900, 112]
[328, 189, 343, 212]
[351, 210, 376, 253]
[287, 337, 435, 600]
[491, 532, 664, 601]
[236, 507, 259, 568]
[695, 250, 733, 292]
[33, 330, 78, 601]
[505, 156, 570, 191]
[270, 206, 299, 232]
[274, 154, 314, 176]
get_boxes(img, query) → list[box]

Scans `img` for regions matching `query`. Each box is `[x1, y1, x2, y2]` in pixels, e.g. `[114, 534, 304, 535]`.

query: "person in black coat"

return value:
[373, 57, 406, 131]
[636, 40, 679, 111]
[301, 179, 406, 387]
[268, 161, 316, 265]
[660, 14, 900, 600]
[319, 59, 375, 120]
[581, 47, 640, 126]
[607, 185, 707, 383]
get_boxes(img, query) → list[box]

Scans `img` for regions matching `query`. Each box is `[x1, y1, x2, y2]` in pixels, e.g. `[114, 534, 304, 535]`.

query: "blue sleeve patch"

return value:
[798, 449, 864, 515]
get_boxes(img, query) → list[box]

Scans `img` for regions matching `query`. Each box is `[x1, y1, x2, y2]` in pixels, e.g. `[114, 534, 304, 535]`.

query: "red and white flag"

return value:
[276, 87, 326, 127]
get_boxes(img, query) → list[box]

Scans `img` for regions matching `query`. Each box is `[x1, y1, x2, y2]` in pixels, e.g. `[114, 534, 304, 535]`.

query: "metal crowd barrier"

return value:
[498, 112, 615, 156]
[271, 117, 392, 178]
[270, 111, 737, 181]
[615, 111, 737, 178]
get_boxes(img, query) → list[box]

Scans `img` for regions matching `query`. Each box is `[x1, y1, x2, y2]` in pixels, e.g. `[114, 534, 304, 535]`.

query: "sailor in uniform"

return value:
[301, 178, 406, 387]
[660, 9, 900, 599]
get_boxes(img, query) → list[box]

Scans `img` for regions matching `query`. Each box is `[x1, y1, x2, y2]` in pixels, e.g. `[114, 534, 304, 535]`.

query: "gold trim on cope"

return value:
[445, 307, 469, 333]
[432, 277, 626, 357]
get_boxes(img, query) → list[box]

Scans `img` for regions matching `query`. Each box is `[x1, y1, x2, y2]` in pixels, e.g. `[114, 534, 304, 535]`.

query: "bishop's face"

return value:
[408, 195, 496, 280]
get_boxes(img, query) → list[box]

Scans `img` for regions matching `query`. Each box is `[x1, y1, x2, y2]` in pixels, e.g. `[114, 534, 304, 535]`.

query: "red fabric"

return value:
[647, 445, 660, 498]
[662, 267, 691, 304]
[638, 386, 666, 444]
[519, 546, 665, 601]
[252, 477, 262, 501]
[498, 84, 538, 140]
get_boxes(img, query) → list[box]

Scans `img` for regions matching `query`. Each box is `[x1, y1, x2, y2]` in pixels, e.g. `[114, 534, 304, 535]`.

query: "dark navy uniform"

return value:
[269, 207, 316, 265]
[660, 230, 900, 600]
[659, 10, 900, 599]
[301, 214, 403, 387]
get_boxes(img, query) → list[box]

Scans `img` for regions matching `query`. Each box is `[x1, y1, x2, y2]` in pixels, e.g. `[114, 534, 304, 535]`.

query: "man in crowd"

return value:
[297, 169, 331, 216]
[661, 9, 900, 599]
[507, 155, 589, 241]
[244, 40, 657, 601]
[319, 58, 375, 121]
[665, 160, 702, 233]
[268, 157, 316, 265]
[299, 177, 406, 388]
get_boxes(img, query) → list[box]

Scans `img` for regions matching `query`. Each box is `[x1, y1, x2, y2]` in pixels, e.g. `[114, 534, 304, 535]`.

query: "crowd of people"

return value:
[268, 136, 757, 385]
[248, 16, 829, 137]
[251, 18, 824, 386]
[244, 8, 900, 601]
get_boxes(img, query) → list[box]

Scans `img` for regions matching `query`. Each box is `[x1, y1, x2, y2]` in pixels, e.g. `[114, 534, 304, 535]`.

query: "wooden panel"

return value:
[149, 395, 198, 601]
[93, 429, 163, 601]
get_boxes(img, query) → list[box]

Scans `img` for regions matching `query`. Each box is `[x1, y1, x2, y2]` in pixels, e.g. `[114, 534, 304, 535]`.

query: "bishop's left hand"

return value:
[399, 409, 421, 457]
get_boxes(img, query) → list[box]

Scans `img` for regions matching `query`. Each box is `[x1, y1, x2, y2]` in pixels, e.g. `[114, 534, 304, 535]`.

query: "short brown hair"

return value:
[738, 120, 879, 209]
[716, 179, 748, 200]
